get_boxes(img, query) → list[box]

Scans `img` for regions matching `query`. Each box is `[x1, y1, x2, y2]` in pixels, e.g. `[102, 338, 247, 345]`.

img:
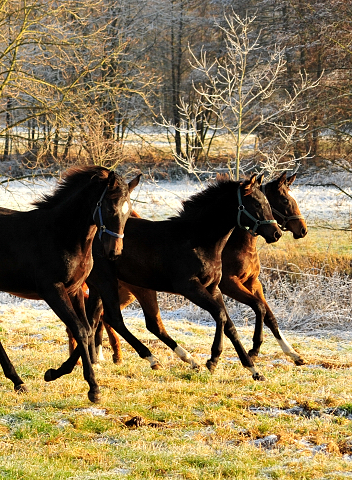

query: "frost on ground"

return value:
[0, 172, 351, 341]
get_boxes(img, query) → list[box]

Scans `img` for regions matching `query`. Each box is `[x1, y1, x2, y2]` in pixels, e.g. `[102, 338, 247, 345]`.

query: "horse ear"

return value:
[107, 171, 117, 189]
[277, 171, 287, 188]
[128, 173, 142, 192]
[286, 173, 297, 186]
[216, 173, 230, 181]
[243, 174, 256, 196]
[256, 173, 264, 186]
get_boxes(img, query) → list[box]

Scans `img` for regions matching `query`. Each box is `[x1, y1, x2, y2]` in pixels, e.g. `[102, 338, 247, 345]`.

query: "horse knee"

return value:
[253, 301, 266, 321]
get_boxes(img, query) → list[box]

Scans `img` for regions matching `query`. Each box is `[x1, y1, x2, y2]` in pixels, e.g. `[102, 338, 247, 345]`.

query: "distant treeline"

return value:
[0, 0, 350, 171]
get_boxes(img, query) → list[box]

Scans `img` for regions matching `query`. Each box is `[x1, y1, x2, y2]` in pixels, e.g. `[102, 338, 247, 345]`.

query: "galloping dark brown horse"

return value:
[70, 171, 307, 369]
[219, 172, 307, 364]
[61, 174, 281, 381]
[0, 166, 140, 402]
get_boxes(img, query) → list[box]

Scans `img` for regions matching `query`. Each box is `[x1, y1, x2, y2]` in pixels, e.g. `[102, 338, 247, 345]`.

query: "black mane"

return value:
[171, 178, 242, 222]
[33, 166, 113, 209]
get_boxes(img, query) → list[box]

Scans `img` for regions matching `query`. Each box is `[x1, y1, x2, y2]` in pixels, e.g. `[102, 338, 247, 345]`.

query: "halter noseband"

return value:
[261, 184, 304, 231]
[93, 185, 124, 241]
[237, 187, 277, 237]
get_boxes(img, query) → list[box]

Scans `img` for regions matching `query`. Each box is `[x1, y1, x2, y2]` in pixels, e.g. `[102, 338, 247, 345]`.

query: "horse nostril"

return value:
[301, 227, 307, 237]
[274, 230, 282, 240]
[109, 250, 119, 260]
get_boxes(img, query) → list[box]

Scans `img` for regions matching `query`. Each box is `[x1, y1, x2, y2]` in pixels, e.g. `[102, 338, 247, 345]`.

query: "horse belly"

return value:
[8, 291, 43, 301]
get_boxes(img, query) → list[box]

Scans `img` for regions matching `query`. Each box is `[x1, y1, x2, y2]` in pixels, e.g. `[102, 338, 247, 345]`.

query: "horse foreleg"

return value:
[251, 280, 306, 365]
[0, 341, 27, 392]
[220, 276, 267, 358]
[209, 292, 265, 381]
[174, 281, 225, 372]
[97, 281, 136, 364]
[65, 288, 95, 366]
[88, 272, 162, 370]
[40, 283, 100, 403]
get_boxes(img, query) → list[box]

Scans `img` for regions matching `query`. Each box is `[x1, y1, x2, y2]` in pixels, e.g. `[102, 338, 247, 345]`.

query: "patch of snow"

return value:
[250, 434, 278, 449]
[74, 407, 106, 417]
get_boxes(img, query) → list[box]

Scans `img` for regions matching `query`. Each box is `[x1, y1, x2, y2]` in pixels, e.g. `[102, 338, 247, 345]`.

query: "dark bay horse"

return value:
[62, 174, 281, 381]
[219, 172, 307, 364]
[0, 166, 140, 402]
[70, 171, 307, 369]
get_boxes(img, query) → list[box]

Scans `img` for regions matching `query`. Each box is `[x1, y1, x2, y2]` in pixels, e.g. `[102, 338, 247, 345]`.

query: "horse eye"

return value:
[283, 198, 289, 204]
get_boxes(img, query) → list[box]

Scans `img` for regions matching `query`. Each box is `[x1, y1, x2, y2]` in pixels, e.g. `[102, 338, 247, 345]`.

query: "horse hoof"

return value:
[88, 391, 101, 403]
[206, 360, 216, 374]
[248, 349, 259, 359]
[252, 373, 265, 381]
[112, 355, 122, 365]
[294, 357, 306, 366]
[14, 384, 27, 393]
[151, 363, 162, 370]
[44, 369, 55, 382]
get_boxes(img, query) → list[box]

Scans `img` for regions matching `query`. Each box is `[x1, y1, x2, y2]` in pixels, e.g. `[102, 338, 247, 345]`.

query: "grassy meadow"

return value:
[0, 300, 352, 480]
[0, 160, 352, 479]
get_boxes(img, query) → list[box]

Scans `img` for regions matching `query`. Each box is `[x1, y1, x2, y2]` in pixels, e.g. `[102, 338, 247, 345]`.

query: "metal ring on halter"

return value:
[237, 186, 277, 237]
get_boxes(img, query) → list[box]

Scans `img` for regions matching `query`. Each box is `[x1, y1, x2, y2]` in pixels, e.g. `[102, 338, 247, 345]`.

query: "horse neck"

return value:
[226, 226, 258, 252]
[54, 184, 98, 249]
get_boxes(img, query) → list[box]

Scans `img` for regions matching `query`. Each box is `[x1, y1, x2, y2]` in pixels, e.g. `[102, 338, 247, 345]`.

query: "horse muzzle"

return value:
[103, 236, 124, 260]
[292, 223, 308, 239]
[261, 224, 282, 244]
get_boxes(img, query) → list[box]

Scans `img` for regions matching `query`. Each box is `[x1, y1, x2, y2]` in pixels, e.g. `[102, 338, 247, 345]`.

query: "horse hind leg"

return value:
[102, 321, 122, 364]
[0, 340, 27, 393]
[251, 280, 306, 365]
[134, 286, 200, 370]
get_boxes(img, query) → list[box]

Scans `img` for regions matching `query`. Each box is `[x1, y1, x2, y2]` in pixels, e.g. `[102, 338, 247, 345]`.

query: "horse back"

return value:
[106, 217, 224, 293]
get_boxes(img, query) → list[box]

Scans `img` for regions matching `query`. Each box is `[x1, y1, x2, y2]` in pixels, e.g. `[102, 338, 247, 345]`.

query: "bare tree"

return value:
[0, 0, 158, 167]
[162, 12, 321, 180]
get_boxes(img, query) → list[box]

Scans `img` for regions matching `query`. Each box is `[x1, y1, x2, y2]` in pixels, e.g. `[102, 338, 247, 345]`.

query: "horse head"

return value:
[94, 172, 141, 260]
[239, 174, 282, 244]
[262, 172, 308, 239]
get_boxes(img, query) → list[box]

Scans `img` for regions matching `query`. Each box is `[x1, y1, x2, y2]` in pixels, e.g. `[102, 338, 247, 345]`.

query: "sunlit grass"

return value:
[0, 307, 352, 479]
[258, 228, 352, 276]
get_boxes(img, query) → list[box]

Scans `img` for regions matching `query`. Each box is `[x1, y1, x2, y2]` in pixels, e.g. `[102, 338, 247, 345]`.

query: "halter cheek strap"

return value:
[93, 185, 124, 241]
[237, 187, 277, 237]
[261, 184, 304, 231]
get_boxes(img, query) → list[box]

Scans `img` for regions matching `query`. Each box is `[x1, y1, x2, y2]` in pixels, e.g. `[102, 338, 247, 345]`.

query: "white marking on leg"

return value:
[276, 329, 302, 362]
[145, 355, 161, 368]
[96, 345, 105, 362]
[245, 366, 261, 377]
[174, 346, 200, 369]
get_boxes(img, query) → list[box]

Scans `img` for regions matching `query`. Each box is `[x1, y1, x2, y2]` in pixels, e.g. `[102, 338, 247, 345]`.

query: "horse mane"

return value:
[33, 165, 119, 209]
[171, 178, 242, 222]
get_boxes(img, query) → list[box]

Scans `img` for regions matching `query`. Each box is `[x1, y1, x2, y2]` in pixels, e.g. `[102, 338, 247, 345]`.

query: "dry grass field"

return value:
[0, 296, 352, 480]
[0, 163, 351, 479]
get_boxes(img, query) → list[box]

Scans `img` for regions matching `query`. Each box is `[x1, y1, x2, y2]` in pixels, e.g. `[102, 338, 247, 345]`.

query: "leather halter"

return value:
[93, 185, 124, 241]
[261, 183, 304, 231]
[237, 186, 278, 237]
